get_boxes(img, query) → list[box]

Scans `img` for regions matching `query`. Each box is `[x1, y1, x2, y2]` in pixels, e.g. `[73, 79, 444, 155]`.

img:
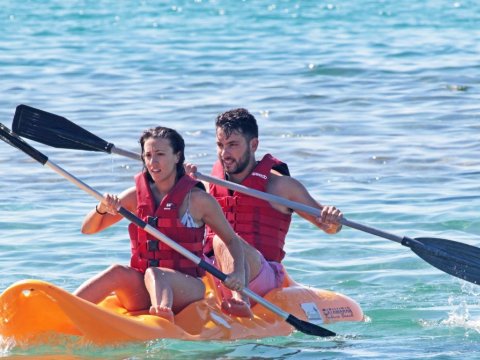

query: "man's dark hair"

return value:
[215, 108, 259, 140]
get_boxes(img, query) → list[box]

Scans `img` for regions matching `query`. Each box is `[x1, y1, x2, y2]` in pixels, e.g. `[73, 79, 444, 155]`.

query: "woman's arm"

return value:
[193, 191, 246, 290]
[81, 186, 137, 234]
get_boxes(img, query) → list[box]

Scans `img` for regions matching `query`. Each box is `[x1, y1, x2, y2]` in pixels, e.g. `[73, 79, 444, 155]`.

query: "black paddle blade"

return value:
[12, 105, 113, 153]
[286, 314, 336, 337]
[404, 237, 480, 285]
[0, 123, 49, 164]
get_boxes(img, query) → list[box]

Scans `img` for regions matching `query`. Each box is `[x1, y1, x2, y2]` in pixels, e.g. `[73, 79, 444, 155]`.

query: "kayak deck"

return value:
[0, 271, 364, 346]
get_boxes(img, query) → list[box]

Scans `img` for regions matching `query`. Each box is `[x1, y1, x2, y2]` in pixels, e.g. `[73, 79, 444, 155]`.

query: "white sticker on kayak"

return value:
[301, 302, 323, 323]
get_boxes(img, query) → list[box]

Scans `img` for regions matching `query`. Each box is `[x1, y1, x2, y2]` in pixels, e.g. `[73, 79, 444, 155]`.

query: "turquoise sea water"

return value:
[1, 0, 480, 358]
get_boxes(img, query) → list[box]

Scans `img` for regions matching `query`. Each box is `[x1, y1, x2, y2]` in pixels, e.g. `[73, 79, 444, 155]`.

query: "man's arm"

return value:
[268, 175, 342, 234]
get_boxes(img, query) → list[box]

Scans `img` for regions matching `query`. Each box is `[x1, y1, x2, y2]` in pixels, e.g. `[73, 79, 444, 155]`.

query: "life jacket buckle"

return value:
[147, 239, 159, 251]
[147, 216, 158, 227]
[148, 259, 159, 267]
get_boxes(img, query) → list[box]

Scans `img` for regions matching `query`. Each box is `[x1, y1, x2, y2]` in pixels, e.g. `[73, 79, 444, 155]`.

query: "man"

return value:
[188, 108, 343, 316]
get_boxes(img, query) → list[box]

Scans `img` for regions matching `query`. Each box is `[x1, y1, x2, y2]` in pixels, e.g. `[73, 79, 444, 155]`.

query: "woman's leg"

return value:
[74, 264, 150, 311]
[144, 267, 205, 321]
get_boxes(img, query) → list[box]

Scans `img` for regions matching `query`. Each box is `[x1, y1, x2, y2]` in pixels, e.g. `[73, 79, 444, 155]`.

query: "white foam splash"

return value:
[0, 336, 16, 356]
[440, 297, 480, 334]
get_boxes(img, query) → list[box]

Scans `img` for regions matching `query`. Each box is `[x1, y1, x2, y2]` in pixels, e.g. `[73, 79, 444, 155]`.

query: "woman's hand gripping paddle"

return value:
[0, 122, 336, 338]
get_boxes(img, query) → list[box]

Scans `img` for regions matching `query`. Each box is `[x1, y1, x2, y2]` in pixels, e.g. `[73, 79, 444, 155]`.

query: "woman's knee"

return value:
[106, 264, 131, 277]
[105, 264, 140, 285]
[144, 267, 169, 287]
[144, 266, 162, 277]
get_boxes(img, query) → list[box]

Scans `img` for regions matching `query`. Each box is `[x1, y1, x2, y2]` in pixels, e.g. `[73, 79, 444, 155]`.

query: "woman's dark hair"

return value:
[139, 126, 185, 182]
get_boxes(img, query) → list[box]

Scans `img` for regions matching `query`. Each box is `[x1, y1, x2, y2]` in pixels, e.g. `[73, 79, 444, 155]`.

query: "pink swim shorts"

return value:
[206, 254, 285, 298]
[248, 256, 285, 297]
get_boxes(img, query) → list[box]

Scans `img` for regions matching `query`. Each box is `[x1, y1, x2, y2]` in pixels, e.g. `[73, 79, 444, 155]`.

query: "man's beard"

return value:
[223, 147, 251, 175]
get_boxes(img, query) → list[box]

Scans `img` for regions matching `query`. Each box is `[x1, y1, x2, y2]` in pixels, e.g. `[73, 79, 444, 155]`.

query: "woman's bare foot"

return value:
[149, 305, 175, 322]
[221, 297, 253, 318]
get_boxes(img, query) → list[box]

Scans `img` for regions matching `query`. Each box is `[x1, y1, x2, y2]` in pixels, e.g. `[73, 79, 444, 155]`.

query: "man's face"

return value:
[216, 128, 253, 175]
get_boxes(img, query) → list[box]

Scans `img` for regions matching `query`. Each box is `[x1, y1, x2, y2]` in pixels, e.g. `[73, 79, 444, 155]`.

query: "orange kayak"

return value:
[0, 269, 364, 346]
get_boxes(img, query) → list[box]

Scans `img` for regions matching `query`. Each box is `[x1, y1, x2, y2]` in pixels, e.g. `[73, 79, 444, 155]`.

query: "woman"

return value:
[74, 126, 251, 321]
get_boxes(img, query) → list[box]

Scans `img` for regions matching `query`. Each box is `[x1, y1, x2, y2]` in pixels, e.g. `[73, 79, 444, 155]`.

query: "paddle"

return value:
[11, 104, 480, 286]
[0, 123, 335, 338]
[194, 173, 480, 286]
[12, 105, 142, 160]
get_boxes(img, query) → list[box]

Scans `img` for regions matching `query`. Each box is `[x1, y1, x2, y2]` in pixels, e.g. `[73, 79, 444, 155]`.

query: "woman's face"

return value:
[143, 137, 180, 183]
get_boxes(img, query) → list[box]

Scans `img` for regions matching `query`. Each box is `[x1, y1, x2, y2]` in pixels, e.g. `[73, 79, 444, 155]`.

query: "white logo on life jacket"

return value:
[252, 172, 267, 180]
[164, 203, 174, 210]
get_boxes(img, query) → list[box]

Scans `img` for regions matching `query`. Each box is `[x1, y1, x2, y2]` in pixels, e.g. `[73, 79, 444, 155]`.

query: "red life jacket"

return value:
[128, 172, 206, 277]
[206, 154, 292, 262]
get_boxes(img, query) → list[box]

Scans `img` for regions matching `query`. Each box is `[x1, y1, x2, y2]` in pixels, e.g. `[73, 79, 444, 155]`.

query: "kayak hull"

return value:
[0, 271, 363, 346]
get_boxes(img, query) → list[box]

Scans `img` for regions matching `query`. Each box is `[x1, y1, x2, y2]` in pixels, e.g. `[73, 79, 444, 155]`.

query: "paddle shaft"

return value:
[84, 142, 404, 245]
[64, 138, 404, 245]
[0, 123, 335, 336]
[111, 146, 141, 161]
[195, 173, 405, 244]
[8, 142, 288, 318]
[47, 161, 294, 319]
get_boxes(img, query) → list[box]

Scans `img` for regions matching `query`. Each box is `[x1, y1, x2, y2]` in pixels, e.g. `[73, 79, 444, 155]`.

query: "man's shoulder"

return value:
[267, 173, 302, 195]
